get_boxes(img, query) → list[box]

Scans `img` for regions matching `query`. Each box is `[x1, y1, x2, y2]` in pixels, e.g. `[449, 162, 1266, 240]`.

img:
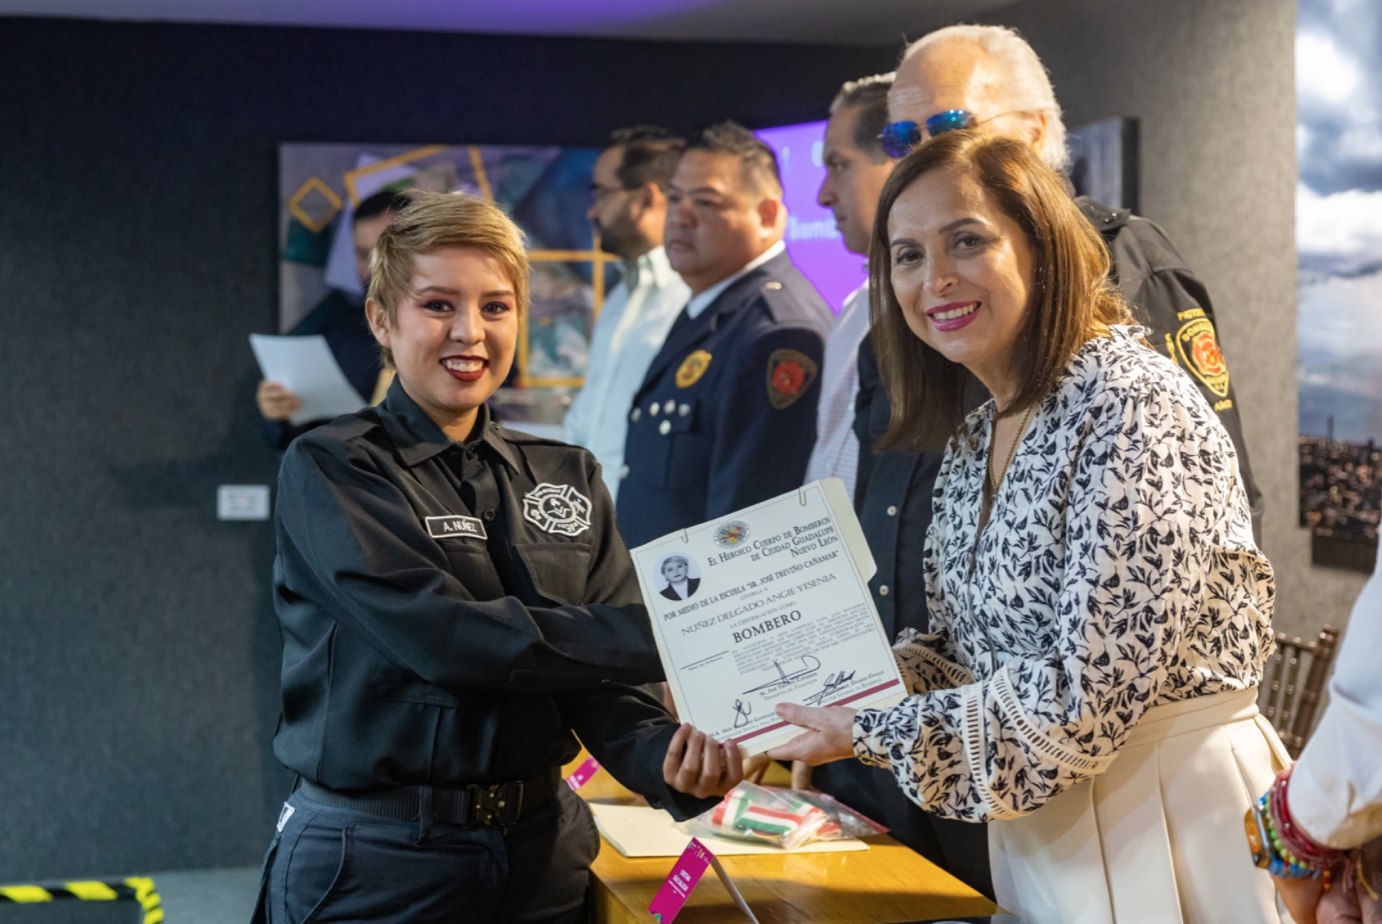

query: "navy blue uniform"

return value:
[255, 381, 715, 924]
[616, 250, 832, 547]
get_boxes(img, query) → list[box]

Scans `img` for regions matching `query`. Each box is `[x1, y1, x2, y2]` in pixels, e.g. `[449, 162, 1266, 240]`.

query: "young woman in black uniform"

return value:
[255, 191, 741, 924]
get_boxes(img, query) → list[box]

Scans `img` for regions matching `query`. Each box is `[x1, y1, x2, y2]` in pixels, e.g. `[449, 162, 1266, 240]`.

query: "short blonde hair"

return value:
[367, 191, 529, 367]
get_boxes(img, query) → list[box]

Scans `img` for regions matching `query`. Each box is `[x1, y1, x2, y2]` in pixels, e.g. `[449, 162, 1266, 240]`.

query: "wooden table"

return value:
[567, 756, 998, 924]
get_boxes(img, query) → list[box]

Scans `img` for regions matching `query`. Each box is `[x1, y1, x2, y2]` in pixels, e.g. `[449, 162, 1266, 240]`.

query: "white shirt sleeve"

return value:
[1289, 542, 1382, 849]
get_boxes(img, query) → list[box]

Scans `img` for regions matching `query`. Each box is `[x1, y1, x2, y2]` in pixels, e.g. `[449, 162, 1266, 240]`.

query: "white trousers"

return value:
[989, 688, 1289, 924]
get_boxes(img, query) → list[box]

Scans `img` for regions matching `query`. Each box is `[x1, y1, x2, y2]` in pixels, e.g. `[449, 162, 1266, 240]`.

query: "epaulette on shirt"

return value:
[299, 410, 378, 447]
[1076, 197, 1132, 241]
[756, 276, 817, 323]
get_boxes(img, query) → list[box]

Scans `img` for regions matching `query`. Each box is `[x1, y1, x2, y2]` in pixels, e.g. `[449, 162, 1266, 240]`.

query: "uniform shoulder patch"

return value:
[522, 483, 592, 537]
[766, 348, 818, 410]
[676, 350, 712, 388]
[1173, 313, 1230, 397]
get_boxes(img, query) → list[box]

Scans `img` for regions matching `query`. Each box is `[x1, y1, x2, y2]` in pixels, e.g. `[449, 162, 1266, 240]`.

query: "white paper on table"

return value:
[250, 334, 369, 425]
[588, 803, 869, 858]
[630, 479, 906, 756]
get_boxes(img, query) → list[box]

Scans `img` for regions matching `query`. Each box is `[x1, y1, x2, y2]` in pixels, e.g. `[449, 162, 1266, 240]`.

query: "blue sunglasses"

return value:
[878, 109, 978, 159]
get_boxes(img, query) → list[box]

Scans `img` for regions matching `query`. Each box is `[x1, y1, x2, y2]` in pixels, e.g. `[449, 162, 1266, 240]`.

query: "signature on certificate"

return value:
[742, 656, 822, 696]
[803, 670, 857, 706]
[732, 698, 752, 727]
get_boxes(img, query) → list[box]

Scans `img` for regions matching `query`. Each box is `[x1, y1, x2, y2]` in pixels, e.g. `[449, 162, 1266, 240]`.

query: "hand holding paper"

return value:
[255, 379, 304, 421]
[249, 334, 368, 425]
[663, 723, 744, 800]
[764, 703, 858, 765]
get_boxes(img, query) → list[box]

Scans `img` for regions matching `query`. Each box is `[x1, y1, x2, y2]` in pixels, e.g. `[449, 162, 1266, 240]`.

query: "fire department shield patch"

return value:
[1174, 316, 1230, 398]
[522, 483, 593, 537]
[766, 348, 818, 410]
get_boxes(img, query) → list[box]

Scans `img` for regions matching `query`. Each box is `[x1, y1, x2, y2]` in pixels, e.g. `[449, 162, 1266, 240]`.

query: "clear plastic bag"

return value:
[691, 781, 832, 849]
[690, 782, 890, 849]
[772, 788, 890, 840]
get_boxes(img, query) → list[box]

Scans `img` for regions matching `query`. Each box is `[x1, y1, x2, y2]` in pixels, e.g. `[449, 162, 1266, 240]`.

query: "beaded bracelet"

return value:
[1246, 796, 1317, 879]
[1271, 769, 1345, 866]
[1244, 767, 1347, 884]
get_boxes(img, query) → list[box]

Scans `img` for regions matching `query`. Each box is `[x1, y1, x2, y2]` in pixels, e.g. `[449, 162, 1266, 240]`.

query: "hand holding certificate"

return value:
[630, 479, 905, 756]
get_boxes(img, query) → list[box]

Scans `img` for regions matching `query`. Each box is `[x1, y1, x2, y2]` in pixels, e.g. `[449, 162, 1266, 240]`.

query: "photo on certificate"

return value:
[655, 553, 703, 602]
[631, 480, 906, 755]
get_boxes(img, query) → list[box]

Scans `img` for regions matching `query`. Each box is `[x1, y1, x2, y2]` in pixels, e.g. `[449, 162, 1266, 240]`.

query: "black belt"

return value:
[299, 768, 558, 827]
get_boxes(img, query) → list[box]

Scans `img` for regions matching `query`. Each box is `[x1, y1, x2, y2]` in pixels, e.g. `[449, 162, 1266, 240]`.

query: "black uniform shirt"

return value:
[1078, 197, 1262, 533]
[273, 380, 708, 817]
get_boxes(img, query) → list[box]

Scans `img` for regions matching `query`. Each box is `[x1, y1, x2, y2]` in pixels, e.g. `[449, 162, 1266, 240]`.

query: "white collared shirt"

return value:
[803, 282, 870, 497]
[563, 246, 690, 504]
[684, 240, 787, 320]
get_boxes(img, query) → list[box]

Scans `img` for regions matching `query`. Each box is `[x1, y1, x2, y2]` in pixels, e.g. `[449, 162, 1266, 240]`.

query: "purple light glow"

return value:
[12, 0, 738, 35]
[755, 120, 867, 314]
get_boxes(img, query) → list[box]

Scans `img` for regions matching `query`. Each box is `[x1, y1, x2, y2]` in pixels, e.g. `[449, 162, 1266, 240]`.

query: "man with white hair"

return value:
[867, 24, 1259, 533]
[882, 24, 1072, 173]
[848, 21, 1262, 901]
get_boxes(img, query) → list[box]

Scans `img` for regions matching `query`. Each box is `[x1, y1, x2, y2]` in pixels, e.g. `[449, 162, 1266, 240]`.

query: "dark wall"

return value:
[0, 15, 893, 879]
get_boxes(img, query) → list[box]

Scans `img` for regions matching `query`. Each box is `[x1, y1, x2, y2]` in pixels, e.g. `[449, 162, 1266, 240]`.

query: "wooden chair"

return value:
[1260, 625, 1341, 758]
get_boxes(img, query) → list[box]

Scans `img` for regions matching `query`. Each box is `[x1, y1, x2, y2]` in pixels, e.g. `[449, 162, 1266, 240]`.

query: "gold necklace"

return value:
[988, 403, 1034, 494]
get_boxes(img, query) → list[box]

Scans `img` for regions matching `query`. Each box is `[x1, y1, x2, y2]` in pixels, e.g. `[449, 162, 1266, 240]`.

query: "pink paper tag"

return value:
[648, 838, 713, 923]
[564, 756, 602, 791]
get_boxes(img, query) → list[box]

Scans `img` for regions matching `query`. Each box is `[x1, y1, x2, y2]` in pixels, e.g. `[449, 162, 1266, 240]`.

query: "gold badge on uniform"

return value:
[1174, 314, 1230, 398]
[676, 350, 712, 388]
[766, 348, 819, 410]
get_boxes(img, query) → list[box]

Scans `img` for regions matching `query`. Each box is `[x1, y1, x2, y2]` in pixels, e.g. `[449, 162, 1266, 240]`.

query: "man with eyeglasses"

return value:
[616, 121, 832, 548]
[859, 23, 1261, 537]
[565, 127, 690, 504]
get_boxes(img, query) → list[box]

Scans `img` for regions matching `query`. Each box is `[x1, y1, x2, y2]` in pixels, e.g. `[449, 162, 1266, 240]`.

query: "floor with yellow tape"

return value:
[0, 869, 258, 924]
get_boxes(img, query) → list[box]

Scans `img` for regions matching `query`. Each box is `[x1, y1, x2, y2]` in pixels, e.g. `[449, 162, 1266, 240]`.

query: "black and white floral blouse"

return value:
[852, 326, 1274, 822]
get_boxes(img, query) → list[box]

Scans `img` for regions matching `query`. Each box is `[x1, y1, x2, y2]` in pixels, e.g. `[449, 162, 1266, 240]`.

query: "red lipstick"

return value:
[926, 301, 981, 332]
[441, 356, 488, 383]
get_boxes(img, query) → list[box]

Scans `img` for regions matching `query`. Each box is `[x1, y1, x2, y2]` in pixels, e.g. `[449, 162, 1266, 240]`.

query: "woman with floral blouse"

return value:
[769, 131, 1286, 924]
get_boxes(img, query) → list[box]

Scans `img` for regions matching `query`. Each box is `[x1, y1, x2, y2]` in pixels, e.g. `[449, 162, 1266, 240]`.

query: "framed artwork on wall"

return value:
[278, 142, 612, 390]
[1067, 116, 1139, 213]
